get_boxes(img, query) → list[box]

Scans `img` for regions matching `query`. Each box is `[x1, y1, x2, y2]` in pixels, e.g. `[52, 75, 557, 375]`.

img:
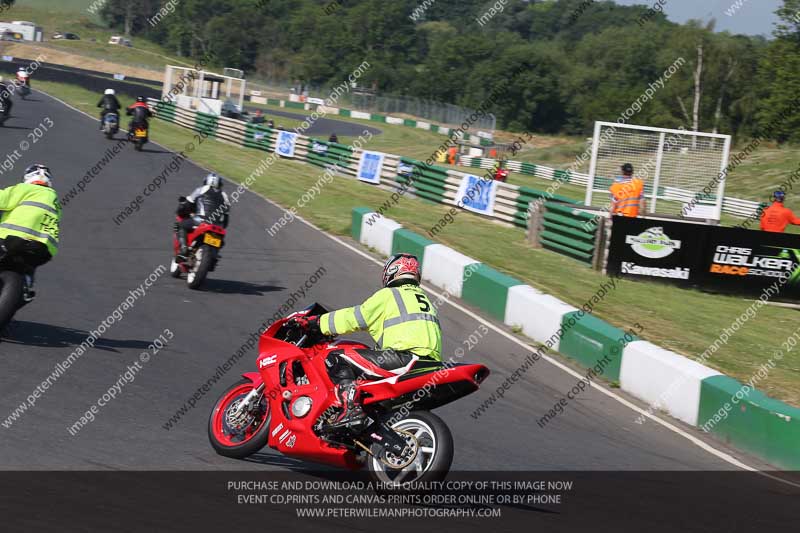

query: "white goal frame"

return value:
[585, 121, 731, 221]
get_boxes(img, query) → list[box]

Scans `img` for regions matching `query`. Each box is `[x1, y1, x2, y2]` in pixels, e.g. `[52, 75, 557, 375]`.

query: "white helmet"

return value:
[23, 164, 53, 188]
[204, 173, 222, 190]
[104, 88, 115, 96]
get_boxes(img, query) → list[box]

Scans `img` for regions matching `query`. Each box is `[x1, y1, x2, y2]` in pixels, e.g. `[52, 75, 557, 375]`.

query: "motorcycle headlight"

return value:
[291, 396, 312, 418]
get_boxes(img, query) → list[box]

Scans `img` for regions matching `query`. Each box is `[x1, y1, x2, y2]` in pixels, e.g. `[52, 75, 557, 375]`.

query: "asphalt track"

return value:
[1, 87, 799, 532]
[0, 90, 777, 472]
[244, 105, 383, 138]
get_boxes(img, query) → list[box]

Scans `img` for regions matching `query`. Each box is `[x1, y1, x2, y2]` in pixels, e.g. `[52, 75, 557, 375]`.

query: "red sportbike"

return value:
[208, 303, 490, 484]
[170, 216, 226, 289]
[494, 167, 509, 182]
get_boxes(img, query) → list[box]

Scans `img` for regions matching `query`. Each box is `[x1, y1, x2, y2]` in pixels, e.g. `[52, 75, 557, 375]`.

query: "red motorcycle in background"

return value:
[170, 215, 226, 289]
[208, 303, 490, 484]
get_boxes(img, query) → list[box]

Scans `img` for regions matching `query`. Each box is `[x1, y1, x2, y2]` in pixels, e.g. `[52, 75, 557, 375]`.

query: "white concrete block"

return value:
[360, 214, 401, 257]
[504, 285, 578, 347]
[421, 244, 479, 298]
[620, 340, 721, 426]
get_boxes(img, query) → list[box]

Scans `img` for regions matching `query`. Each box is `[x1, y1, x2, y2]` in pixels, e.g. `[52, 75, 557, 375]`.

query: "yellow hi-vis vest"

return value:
[319, 284, 442, 360]
[0, 183, 61, 257]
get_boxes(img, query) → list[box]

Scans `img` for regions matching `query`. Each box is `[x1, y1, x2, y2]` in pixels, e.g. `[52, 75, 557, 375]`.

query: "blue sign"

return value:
[274, 131, 297, 158]
[456, 174, 497, 216]
[357, 151, 385, 184]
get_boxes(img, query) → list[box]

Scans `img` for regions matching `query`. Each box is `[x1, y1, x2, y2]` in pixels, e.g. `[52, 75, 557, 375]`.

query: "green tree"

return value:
[757, 0, 800, 142]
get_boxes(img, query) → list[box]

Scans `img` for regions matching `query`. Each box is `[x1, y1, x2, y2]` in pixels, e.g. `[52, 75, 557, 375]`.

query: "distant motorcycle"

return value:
[128, 124, 148, 151]
[102, 112, 119, 139]
[170, 213, 226, 289]
[0, 243, 36, 331]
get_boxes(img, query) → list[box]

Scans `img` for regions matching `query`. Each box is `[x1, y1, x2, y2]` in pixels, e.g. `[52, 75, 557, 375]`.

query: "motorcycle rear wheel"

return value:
[208, 378, 271, 459]
[367, 410, 454, 486]
[0, 271, 24, 331]
[187, 245, 214, 289]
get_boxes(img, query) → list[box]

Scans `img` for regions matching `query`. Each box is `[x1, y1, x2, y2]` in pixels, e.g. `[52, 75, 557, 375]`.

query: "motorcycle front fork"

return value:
[241, 384, 265, 412]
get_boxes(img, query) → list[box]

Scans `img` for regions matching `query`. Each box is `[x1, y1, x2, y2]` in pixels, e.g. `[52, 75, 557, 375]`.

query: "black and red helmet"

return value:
[382, 253, 421, 288]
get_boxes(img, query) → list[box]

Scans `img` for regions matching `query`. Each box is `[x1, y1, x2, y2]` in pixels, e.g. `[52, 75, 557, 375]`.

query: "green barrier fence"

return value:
[462, 264, 523, 321]
[698, 375, 800, 470]
[195, 112, 218, 138]
[557, 312, 632, 382]
[537, 202, 598, 265]
[391, 229, 434, 264]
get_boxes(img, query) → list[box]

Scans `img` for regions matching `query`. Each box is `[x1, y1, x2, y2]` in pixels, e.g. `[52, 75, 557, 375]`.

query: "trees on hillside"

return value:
[97, 0, 793, 143]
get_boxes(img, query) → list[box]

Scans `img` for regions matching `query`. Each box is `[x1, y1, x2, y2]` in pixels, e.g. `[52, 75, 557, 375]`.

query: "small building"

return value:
[0, 21, 43, 42]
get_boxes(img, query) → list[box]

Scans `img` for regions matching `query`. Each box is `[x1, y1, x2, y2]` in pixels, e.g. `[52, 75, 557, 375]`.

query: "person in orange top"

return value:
[760, 191, 800, 233]
[447, 146, 457, 165]
[610, 163, 645, 217]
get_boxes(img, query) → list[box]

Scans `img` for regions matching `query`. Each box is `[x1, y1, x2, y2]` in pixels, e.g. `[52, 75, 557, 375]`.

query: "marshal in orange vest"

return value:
[610, 175, 644, 217]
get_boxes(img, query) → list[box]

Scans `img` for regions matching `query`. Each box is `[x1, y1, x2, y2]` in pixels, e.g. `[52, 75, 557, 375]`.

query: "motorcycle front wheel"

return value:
[367, 410, 454, 486]
[208, 379, 271, 459]
[0, 271, 24, 331]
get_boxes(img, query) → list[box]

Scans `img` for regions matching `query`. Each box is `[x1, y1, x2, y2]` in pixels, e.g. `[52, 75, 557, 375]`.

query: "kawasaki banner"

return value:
[606, 218, 700, 284]
[606, 216, 800, 300]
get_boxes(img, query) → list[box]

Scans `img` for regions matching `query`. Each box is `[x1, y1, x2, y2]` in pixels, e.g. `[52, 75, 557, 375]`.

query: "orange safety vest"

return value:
[760, 201, 800, 233]
[447, 147, 457, 165]
[610, 177, 644, 217]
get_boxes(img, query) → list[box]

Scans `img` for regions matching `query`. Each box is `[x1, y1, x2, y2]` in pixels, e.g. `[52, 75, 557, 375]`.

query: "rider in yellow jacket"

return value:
[292, 253, 442, 429]
[0, 164, 60, 301]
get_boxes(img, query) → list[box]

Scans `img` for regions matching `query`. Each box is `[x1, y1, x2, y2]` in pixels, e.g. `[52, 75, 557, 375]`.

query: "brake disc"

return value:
[379, 428, 419, 470]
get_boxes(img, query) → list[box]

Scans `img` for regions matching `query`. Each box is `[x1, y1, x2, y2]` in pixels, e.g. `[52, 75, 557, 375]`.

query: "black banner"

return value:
[607, 216, 800, 300]
[606, 217, 702, 285]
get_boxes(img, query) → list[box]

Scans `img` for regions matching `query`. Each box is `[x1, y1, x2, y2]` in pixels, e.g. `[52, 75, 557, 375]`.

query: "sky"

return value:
[613, 0, 782, 37]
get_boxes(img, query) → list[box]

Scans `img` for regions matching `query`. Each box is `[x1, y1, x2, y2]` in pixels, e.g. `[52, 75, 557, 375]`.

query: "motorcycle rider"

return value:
[175, 173, 231, 260]
[15, 68, 30, 88]
[0, 164, 61, 301]
[97, 88, 122, 130]
[0, 79, 14, 117]
[126, 95, 153, 136]
[291, 253, 442, 430]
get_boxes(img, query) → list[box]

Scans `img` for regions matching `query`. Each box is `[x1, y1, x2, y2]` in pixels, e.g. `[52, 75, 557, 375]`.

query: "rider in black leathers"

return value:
[175, 173, 231, 260]
[0, 81, 14, 118]
[97, 88, 122, 130]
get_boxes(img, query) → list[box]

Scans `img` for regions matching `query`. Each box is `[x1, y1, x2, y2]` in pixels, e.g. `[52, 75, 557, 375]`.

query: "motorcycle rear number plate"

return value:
[203, 234, 222, 247]
[135, 129, 147, 137]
